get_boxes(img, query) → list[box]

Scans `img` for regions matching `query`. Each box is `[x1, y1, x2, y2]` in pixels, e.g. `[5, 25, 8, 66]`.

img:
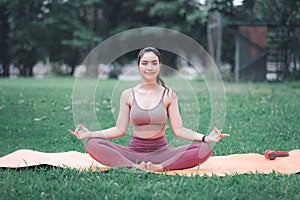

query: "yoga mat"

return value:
[0, 150, 109, 171]
[0, 149, 299, 176]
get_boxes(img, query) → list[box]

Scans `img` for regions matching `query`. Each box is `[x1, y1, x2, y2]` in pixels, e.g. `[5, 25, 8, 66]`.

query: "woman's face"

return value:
[137, 52, 160, 83]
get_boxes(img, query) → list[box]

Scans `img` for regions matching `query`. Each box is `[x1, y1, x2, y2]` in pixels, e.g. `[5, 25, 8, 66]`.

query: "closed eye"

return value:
[141, 61, 158, 65]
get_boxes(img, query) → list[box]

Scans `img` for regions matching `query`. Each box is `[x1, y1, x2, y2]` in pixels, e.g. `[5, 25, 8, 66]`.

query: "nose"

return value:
[146, 64, 154, 70]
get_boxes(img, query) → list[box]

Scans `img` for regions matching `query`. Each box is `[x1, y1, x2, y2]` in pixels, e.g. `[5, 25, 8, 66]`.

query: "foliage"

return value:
[5, 0, 45, 76]
[1, 0, 299, 78]
[1, 0, 208, 77]
[239, 0, 300, 79]
[0, 0, 10, 76]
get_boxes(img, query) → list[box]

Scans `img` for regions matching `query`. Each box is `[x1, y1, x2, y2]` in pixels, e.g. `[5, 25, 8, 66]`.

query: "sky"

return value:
[198, 0, 244, 6]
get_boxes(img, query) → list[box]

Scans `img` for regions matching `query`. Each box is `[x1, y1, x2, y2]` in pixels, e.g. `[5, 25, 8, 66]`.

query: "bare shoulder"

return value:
[121, 88, 132, 96]
[165, 88, 178, 104]
[120, 88, 133, 104]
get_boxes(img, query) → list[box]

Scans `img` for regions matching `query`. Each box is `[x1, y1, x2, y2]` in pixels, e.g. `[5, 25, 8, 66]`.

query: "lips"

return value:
[145, 72, 155, 75]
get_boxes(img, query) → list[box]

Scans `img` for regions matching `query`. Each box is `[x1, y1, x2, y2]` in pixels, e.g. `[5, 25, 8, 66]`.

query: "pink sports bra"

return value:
[130, 88, 167, 131]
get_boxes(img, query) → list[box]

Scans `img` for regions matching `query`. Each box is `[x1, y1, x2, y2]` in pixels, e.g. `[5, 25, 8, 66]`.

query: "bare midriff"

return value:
[132, 129, 165, 139]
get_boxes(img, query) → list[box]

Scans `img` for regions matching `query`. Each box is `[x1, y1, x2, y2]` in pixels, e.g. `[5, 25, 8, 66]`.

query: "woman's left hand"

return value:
[205, 127, 230, 143]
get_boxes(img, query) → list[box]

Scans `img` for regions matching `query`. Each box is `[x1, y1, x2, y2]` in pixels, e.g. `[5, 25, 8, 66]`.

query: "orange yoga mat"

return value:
[0, 149, 299, 176]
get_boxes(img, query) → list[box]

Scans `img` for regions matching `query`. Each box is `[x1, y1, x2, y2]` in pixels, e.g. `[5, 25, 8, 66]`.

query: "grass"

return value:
[0, 77, 299, 200]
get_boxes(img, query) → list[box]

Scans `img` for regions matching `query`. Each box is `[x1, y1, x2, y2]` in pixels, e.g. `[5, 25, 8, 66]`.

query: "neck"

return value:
[138, 81, 158, 90]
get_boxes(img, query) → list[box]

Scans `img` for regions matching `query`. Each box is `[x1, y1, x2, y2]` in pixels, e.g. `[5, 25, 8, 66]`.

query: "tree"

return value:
[4, 0, 105, 76]
[1, 0, 214, 77]
[235, 0, 300, 79]
[102, 0, 208, 69]
[38, 0, 103, 75]
[5, 0, 48, 76]
[0, 0, 10, 77]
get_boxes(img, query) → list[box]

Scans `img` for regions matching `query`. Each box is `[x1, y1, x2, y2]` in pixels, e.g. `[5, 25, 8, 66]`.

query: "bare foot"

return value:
[146, 162, 163, 172]
[134, 161, 163, 172]
[135, 161, 147, 170]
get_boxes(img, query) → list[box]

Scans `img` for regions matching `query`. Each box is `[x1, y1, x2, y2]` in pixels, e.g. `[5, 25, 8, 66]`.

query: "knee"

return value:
[85, 138, 106, 152]
[85, 138, 95, 146]
[205, 143, 212, 155]
[206, 143, 212, 157]
[199, 143, 212, 159]
[85, 138, 95, 152]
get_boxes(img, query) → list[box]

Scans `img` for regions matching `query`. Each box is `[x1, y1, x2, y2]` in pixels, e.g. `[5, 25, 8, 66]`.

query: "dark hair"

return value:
[137, 47, 169, 93]
[137, 47, 161, 64]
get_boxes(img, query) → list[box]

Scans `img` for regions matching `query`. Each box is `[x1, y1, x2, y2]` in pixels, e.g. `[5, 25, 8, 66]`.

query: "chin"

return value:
[142, 77, 157, 83]
[142, 74, 157, 81]
[144, 79, 156, 83]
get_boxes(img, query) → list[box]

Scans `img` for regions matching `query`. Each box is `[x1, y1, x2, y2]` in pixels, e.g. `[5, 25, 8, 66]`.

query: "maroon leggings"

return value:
[85, 136, 212, 170]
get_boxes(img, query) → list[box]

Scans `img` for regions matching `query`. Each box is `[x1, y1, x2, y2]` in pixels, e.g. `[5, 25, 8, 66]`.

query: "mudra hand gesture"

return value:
[69, 124, 91, 140]
[205, 127, 230, 143]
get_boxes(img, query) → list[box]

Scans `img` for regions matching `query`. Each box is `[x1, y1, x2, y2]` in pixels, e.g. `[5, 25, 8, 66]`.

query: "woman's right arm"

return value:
[69, 89, 131, 140]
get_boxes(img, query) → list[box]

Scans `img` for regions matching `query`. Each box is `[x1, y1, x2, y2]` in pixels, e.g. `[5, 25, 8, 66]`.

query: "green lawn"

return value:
[0, 77, 299, 200]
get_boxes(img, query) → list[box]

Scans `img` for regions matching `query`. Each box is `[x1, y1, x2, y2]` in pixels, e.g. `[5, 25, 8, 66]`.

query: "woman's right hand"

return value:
[69, 124, 92, 140]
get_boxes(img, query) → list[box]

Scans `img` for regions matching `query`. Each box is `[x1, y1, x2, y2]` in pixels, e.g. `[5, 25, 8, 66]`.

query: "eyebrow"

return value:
[141, 60, 158, 63]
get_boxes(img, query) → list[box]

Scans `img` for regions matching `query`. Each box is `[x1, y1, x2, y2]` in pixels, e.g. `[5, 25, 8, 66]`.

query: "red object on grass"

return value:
[264, 150, 289, 160]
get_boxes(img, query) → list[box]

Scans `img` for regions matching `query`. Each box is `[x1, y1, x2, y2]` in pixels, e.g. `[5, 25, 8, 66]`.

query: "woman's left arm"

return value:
[167, 92, 229, 143]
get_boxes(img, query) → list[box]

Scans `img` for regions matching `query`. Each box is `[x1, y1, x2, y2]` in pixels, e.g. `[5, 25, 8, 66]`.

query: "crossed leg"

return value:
[85, 138, 212, 172]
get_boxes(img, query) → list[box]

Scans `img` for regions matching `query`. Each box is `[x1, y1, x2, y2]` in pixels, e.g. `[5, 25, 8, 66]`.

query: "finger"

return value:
[221, 134, 230, 137]
[78, 124, 86, 130]
[213, 127, 218, 133]
[74, 127, 79, 135]
[68, 129, 77, 136]
[76, 124, 82, 130]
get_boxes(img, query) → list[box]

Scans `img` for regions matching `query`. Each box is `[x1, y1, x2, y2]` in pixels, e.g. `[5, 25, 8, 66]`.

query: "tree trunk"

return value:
[70, 65, 75, 76]
[28, 66, 33, 77]
[0, 4, 10, 77]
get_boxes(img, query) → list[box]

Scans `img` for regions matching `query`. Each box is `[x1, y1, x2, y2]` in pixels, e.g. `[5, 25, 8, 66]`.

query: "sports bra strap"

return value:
[161, 88, 167, 100]
[132, 87, 167, 101]
[132, 88, 136, 100]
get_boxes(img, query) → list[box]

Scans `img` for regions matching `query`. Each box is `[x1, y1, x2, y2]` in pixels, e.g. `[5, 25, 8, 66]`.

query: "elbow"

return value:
[172, 127, 183, 138]
[173, 126, 191, 139]
[119, 131, 126, 137]
[115, 125, 126, 137]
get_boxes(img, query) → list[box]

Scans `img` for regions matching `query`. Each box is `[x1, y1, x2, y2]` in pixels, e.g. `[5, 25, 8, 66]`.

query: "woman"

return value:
[69, 47, 230, 172]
